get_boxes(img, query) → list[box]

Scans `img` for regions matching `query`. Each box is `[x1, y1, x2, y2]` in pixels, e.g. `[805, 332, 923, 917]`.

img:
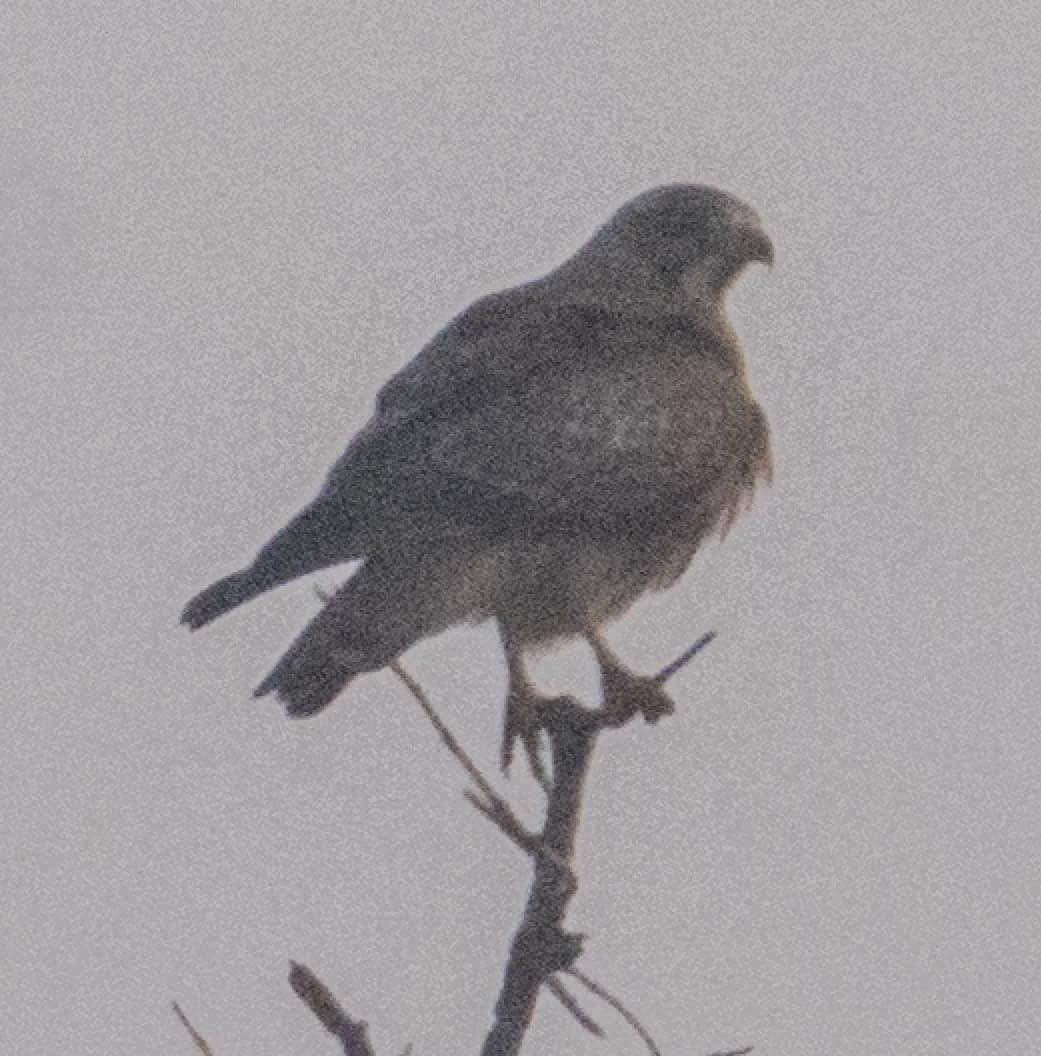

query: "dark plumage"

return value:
[182, 184, 774, 762]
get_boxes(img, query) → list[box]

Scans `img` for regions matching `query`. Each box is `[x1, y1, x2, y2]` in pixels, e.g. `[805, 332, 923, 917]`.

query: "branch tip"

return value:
[547, 976, 605, 1037]
[171, 1001, 214, 1056]
[566, 967, 663, 1056]
[289, 961, 374, 1056]
[654, 630, 717, 685]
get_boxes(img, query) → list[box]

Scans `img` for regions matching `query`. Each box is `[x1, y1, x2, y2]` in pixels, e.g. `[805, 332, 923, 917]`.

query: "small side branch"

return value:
[653, 630, 717, 686]
[289, 960, 375, 1056]
[391, 662, 539, 855]
[390, 662, 499, 806]
[545, 976, 604, 1037]
[171, 1002, 214, 1056]
[566, 967, 662, 1056]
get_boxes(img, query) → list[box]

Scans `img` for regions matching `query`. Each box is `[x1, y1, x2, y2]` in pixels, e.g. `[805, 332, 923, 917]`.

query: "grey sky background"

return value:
[3, 3, 1040, 1053]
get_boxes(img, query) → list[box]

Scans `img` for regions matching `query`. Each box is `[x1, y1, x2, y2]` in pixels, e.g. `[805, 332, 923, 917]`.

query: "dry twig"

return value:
[171, 1002, 214, 1056]
[289, 960, 375, 1056]
[546, 976, 604, 1037]
[390, 662, 539, 854]
[566, 967, 662, 1056]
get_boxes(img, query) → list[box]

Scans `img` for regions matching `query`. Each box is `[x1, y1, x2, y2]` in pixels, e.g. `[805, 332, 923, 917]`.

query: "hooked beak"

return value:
[747, 226, 775, 268]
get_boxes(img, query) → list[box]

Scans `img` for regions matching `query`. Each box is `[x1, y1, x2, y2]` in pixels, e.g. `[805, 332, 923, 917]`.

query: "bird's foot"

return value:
[600, 664, 675, 725]
[500, 685, 553, 787]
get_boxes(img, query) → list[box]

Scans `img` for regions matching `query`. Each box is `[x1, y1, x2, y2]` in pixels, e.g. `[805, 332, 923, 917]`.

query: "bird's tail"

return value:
[181, 500, 360, 630]
[254, 551, 485, 718]
[181, 569, 270, 629]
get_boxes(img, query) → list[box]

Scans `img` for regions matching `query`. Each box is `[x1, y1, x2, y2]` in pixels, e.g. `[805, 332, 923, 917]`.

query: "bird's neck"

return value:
[546, 247, 738, 352]
[545, 243, 702, 319]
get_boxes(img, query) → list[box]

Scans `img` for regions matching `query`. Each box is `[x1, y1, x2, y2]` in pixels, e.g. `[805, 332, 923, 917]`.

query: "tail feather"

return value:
[181, 569, 268, 629]
[181, 499, 361, 630]
[253, 552, 481, 718]
[253, 660, 357, 719]
[252, 567, 406, 717]
[252, 628, 360, 718]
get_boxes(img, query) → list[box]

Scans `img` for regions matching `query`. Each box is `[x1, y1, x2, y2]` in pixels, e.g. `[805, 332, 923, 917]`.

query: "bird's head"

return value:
[606, 184, 773, 299]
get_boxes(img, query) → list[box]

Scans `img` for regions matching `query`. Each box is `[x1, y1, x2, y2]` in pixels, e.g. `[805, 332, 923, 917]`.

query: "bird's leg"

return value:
[586, 628, 675, 724]
[499, 627, 552, 785]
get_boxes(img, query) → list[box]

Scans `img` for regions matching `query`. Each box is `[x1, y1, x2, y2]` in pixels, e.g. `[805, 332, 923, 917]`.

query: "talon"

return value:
[499, 624, 553, 785]
[501, 687, 550, 784]
[522, 728, 549, 787]
[602, 666, 676, 724]
[587, 628, 677, 724]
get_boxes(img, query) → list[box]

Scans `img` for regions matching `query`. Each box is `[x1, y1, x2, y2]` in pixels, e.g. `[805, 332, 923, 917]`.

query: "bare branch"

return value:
[566, 967, 662, 1056]
[390, 662, 510, 817]
[546, 976, 604, 1037]
[289, 960, 375, 1056]
[653, 630, 717, 685]
[481, 634, 719, 1054]
[171, 1002, 214, 1056]
[393, 660, 543, 861]
[345, 642, 727, 1055]
[463, 788, 540, 854]
[480, 694, 596, 1055]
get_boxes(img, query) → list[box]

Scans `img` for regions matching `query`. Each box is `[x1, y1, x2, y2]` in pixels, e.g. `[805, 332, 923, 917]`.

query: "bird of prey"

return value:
[182, 184, 773, 768]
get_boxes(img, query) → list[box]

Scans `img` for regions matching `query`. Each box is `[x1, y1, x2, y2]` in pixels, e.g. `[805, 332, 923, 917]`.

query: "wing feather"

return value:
[313, 299, 767, 546]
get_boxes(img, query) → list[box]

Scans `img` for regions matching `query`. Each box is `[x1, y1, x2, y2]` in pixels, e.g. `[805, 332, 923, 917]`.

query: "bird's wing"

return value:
[441, 323, 758, 522]
[344, 303, 767, 542]
[314, 287, 533, 502]
[318, 292, 608, 496]
[373, 287, 534, 420]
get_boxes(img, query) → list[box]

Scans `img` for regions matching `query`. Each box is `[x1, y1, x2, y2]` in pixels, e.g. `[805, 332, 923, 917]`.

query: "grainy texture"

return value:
[181, 185, 773, 721]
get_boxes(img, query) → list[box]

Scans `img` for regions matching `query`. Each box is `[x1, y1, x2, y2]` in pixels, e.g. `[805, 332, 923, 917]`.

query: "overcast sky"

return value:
[4, 4, 1040, 1054]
